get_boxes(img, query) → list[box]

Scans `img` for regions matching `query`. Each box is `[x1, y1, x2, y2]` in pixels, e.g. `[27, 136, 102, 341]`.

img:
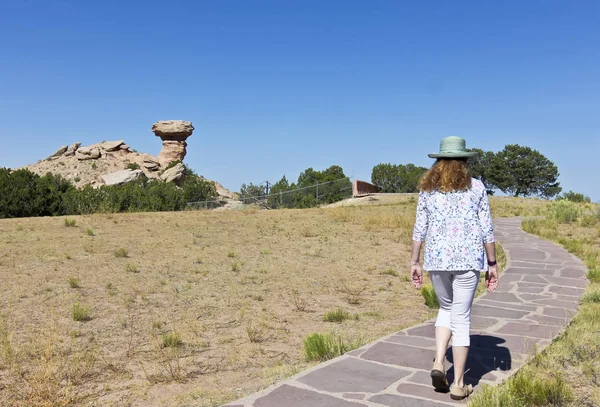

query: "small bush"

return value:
[64, 218, 77, 227]
[421, 285, 439, 309]
[581, 290, 600, 303]
[303, 333, 353, 362]
[231, 262, 240, 272]
[68, 276, 81, 288]
[556, 190, 591, 203]
[114, 248, 128, 258]
[72, 303, 92, 322]
[469, 370, 573, 407]
[125, 162, 141, 171]
[162, 331, 183, 348]
[227, 249, 236, 258]
[587, 268, 600, 283]
[91, 162, 98, 170]
[323, 308, 351, 323]
[86, 228, 95, 236]
[548, 201, 580, 223]
[125, 263, 139, 273]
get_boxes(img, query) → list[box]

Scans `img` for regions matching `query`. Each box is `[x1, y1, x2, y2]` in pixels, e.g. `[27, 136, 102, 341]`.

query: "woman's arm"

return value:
[479, 190, 498, 291]
[411, 192, 428, 288]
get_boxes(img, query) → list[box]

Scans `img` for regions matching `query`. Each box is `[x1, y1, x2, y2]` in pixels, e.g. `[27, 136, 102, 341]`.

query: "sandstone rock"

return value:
[120, 143, 130, 151]
[63, 142, 82, 157]
[101, 140, 125, 152]
[159, 163, 185, 183]
[152, 120, 194, 166]
[158, 140, 188, 166]
[48, 145, 68, 159]
[76, 147, 101, 160]
[102, 169, 144, 186]
[152, 120, 194, 138]
[77, 146, 92, 155]
[144, 162, 160, 171]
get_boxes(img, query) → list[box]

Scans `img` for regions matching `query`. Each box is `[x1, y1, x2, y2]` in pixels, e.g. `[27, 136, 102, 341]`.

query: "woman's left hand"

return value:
[410, 263, 423, 289]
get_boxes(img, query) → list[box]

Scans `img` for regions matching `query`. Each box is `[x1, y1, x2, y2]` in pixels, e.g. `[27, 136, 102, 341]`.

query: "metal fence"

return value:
[187, 177, 353, 210]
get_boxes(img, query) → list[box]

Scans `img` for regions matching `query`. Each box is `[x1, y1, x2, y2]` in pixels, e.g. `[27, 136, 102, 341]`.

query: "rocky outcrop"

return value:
[100, 140, 125, 152]
[25, 120, 235, 199]
[152, 120, 194, 166]
[102, 169, 144, 186]
[159, 163, 185, 183]
[64, 142, 81, 157]
[141, 155, 161, 172]
[76, 147, 101, 160]
[48, 145, 68, 160]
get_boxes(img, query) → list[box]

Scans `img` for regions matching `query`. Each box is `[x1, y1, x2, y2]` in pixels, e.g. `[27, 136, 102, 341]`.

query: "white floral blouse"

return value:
[412, 178, 495, 271]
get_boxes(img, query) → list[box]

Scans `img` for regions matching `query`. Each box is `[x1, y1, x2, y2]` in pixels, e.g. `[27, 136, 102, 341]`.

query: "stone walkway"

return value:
[224, 218, 588, 407]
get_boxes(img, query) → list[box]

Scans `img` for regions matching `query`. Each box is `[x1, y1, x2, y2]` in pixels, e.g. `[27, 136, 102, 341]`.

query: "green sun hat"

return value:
[428, 136, 478, 159]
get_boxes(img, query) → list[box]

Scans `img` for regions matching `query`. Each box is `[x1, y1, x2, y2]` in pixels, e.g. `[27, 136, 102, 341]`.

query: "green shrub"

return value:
[0, 168, 73, 219]
[303, 333, 353, 362]
[86, 228, 95, 236]
[125, 162, 140, 171]
[323, 308, 350, 323]
[547, 201, 580, 223]
[469, 370, 572, 407]
[68, 276, 81, 288]
[421, 285, 439, 308]
[114, 248, 128, 258]
[64, 218, 77, 227]
[587, 268, 600, 283]
[556, 190, 591, 203]
[125, 263, 139, 273]
[72, 303, 92, 322]
[581, 290, 600, 303]
[162, 331, 182, 348]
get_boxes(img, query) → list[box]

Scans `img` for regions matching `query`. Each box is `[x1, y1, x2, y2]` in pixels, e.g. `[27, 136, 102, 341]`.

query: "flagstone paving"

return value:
[223, 218, 588, 407]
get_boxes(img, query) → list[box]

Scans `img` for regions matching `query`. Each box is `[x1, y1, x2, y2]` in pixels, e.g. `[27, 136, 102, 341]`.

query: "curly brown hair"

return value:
[419, 159, 472, 193]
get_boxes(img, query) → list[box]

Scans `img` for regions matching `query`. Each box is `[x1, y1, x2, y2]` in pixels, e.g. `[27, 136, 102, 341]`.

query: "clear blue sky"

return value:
[1, 1, 598, 200]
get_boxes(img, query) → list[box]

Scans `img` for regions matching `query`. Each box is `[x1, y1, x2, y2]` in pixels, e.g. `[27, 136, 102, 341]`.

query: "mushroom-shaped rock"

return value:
[102, 169, 144, 186]
[152, 120, 194, 166]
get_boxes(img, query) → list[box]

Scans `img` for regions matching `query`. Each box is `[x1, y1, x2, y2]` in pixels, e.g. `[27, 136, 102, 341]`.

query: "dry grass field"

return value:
[0, 195, 545, 407]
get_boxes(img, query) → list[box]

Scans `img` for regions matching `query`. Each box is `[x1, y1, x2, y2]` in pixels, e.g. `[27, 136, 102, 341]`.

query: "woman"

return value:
[411, 136, 498, 400]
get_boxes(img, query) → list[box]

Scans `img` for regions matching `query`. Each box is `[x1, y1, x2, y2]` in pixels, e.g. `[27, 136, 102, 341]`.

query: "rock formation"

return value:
[102, 169, 144, 186]
[64, 142, 81, 157]
[152, 120, 194, 166]
[159, 162, 185, 183]
[23, 119, 236, 200]
[48, 145, 68, 160]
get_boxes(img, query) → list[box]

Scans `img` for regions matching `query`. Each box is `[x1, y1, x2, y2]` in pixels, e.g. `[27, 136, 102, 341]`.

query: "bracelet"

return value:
[487, 260, 497, 267]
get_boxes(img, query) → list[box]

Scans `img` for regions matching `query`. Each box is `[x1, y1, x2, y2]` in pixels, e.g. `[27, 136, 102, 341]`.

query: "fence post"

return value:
[279, 191, 282, 206]
[316, 181, 319, 202]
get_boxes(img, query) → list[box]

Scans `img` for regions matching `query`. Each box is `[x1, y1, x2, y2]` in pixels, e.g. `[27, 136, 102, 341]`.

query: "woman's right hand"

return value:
[486, 265, 499, 292]
[411, 263, 423, 289]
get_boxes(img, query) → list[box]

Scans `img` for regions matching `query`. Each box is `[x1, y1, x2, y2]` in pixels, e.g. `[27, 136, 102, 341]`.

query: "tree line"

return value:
[371, 144, 563, 198]
[0, 167, 218, 219]
[240, 165, 352, 209]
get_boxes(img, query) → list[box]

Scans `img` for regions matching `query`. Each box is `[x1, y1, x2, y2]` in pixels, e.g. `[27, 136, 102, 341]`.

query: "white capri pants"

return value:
[429, 270, 480, 347]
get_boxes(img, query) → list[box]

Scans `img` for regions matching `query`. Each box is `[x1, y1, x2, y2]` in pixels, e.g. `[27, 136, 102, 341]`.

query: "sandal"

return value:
[430, 361, 449, 391]
[450, 383, 473, 400]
